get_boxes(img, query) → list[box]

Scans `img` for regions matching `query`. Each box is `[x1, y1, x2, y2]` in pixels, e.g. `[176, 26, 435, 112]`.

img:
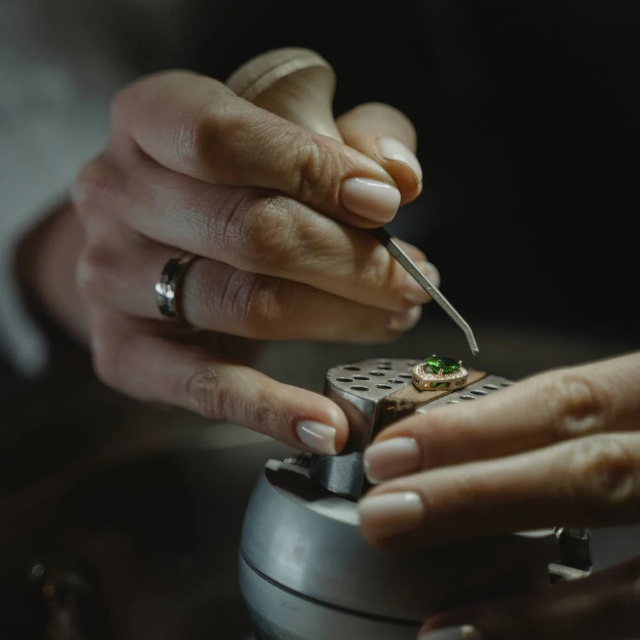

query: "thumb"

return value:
[337, 102, 423, 204]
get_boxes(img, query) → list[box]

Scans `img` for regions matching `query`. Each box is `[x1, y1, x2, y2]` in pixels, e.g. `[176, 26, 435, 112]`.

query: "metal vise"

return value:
[239, 357, 592, 640]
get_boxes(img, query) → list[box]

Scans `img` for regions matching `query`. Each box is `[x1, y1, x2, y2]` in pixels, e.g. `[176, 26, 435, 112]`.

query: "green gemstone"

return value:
[425, 355, 461, 375]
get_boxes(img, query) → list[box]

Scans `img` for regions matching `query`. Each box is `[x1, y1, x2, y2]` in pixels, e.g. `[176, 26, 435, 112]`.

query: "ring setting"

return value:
[412, 355, 469, 391]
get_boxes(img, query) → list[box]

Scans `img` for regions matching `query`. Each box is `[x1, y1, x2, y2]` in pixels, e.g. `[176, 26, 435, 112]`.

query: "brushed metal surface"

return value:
[240, 459, 559, 623]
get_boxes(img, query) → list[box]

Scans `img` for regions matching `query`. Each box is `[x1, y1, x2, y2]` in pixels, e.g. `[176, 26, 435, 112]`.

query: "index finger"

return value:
[358, 432, 640, 548]
[364, 352, 640, 482]
[109, 71, 402, 228]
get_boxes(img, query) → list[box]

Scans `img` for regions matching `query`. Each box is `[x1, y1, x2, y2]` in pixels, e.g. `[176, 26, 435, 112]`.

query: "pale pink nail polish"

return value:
[419, 260, 440, 287]
[389, 305, 422, 332]
[364, 437, 422, 483]
[358, 491, 424, 536]
[296, 420, 337, 455]
[341, 178, 401, 222]
[377, 138, 423, 184]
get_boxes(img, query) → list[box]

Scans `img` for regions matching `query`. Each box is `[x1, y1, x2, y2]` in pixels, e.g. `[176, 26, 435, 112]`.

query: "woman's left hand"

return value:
[357, 351, 640, 640]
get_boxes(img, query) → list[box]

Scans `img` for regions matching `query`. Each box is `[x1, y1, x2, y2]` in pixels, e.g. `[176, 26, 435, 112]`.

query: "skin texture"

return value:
[358, 351, 640, 640]
[22, 69, 436, 454]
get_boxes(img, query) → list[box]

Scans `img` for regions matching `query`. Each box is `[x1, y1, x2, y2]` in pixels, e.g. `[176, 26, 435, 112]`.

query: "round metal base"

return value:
[240, 555, 419, 640]
[238, 459, 561, 640]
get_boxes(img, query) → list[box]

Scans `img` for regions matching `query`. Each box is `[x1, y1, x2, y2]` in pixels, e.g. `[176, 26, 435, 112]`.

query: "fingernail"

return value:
[341, 178, 401, 222]
[358, 491, 424, 536]
[389, 305, 422, 332]
[419, 260, 441, 286]
[377, 138, 423, 184]
[364, 437, 422, 483]
[296, 420, 337, 455]
[418, 625, 483, 640]
[404, 261, 441, 304]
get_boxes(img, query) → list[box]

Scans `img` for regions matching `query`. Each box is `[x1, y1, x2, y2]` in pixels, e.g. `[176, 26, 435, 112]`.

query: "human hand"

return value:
[358, 351, 640, 640]
[70, 70, 436, 454]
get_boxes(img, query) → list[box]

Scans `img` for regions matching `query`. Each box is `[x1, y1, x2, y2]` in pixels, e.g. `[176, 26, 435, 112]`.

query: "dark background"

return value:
[189, 0, 640, 343]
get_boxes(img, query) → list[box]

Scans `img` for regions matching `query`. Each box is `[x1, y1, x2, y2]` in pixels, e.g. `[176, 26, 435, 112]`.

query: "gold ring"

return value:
[412, 355, 469, 391]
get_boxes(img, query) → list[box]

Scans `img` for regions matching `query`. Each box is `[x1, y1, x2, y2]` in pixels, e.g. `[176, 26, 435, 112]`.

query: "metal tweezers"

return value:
[372, 228, 479, 356]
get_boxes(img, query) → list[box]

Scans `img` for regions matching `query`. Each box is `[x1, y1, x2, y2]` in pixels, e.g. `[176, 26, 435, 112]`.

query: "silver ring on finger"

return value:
[155, 251, 199, 326]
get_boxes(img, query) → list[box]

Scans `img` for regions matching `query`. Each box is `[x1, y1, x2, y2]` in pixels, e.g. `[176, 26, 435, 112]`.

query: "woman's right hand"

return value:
[68, 70, 436, 453]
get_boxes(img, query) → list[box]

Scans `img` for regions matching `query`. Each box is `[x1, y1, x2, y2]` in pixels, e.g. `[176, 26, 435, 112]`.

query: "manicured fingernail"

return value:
[404, 261, 441, 304]
[358, 491, 424, 536]
[388, 305, 422, 332]
[341, 178, 401, 222]
[377, 138, 423, 184]
[364, 437, 422, 483]
[418, 625, 483, 640]
[296, 420, 337, 455]
[419, 260, 440, 286]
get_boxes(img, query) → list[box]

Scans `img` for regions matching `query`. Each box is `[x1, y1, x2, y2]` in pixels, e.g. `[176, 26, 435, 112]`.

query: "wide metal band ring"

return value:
[412, 355, 469, 391]
[155, 251, 199, 325]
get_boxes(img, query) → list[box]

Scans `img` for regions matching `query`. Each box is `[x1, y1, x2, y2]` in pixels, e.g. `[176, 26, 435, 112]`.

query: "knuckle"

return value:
[250, 399, 280, 440]
[186, 183, 233, 244]
[184, 365, 226, 420]
[291, 137, 338, 205]
[233, 193, 298, 270]
[185, 365, 281, 439]
[181, 95, 241, 173]
[72, 157, 121, 218]
[358, 245, 403, 300]
[173, 185, 299, 272]
[221, 271, 286, 337]
[564, 435, 639, 523]
[541, 370, 610, 440]
[76, 244, 119, 303]
[199, 187, 256, 251]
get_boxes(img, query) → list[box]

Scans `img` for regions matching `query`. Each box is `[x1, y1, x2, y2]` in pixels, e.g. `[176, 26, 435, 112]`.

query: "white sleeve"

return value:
[0, 1, 136, 375]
